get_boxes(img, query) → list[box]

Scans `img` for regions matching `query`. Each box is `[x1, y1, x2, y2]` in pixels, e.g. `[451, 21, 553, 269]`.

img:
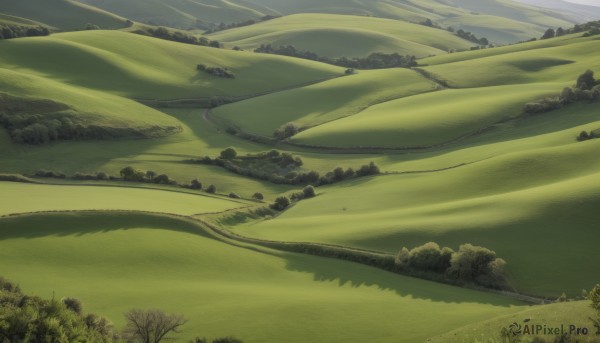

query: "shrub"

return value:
[302, 185, 316, 198]
[578, 131, 591, 141]
[96, 172, 109, 180]
[252, 192, 264, 200]
[273, 123, 299, 140]
[220, 147, 238, 159]
[447, 244, 504, 287]
[270, 196, 290, 211]
[62, 297, 83, 315]
[409, 242, 446, 271]
[206, 185, 217, 194]
[190, 179, 202, 190]
[154, 174, 171, 184]
[228, 192, 240, 199]
[213, 337, 243, 343]
[394, 247, 410, 270]
[577, 69, 596, 90]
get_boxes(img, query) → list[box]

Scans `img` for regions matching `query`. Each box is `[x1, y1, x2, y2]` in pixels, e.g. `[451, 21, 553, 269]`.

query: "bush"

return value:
[408, 242, 452, 272]
[270, 196, 290, 211]
[206, 185, 217, 194]
[447, 244, 505, 287]
[252, 192, 264, 200]
[62, 297, 83, 315]
[302, 185, 316, 198]
[220, 147, 238, 159]
[228, 192, 240, 199]
[274, 123, 299, 140]
[191, 179, 202, 190]
[212, 337, 243, 343]
[577, 69, 596, 90]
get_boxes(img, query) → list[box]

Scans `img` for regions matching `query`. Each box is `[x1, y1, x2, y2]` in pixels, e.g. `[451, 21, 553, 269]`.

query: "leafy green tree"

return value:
[252, 192, 264, 200]
[302, 185, 316, 198]
[577, 70, 596, 90]
[191, 179, 202, 190]
[541, 28, 556, 39]
[206, 185, 217, 194]
[556, 27, 566, 36]
[270, 196, 290, 211]
[274, 123, 299, 140]
[220, 147, 237, 159]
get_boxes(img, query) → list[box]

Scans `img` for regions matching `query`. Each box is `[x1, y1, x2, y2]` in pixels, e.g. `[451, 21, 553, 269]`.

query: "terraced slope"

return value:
[207, 14, 475, 58]
[0, 212, 524, 343]
[0, 0, 128, 30]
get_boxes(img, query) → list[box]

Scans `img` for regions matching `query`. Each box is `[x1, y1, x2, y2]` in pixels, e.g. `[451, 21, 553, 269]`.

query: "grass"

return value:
[0, 13, 49, 27]
[212, 68, 437, 137]
[207, 13, 475, 58]
[0, 0, 128, 30]
[0, 30, 343, 100]
[0, 182, 246, 216]
[0, 212, 525, 343]
[439, 14, 546, 44]
[289, 83, 561, 148]
[429, 301, 598, 342]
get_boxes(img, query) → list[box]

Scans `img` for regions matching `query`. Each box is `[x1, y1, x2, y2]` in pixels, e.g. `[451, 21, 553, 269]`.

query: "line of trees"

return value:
[395, 242, 507, 289]
[0, 24, 49, 40]
[418, 18, 489, 47]
[196, 64, 235, 78]
[204, 15, 280, 34]
[133, 27, 221, 48]
[524, 70, 600, 115]
[541, 20, 600, 40]
[191, 148, 381, 187]
[254, 44, 417, 69]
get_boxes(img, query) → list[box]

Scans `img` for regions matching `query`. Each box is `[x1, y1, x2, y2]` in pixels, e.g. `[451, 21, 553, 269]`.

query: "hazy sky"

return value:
[564, 0, 600, 6]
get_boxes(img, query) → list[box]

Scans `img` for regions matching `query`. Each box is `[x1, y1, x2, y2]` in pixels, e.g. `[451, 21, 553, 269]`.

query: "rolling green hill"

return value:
[207, 14, 476, 58]
[0, 30, 342, 100]
[0, 13, 49, 27]
[0, 212, 525, 343]
[0, 0, 128, 30]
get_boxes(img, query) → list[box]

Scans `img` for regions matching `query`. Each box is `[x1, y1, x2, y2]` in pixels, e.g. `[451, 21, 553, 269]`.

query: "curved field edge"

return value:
[0, 211, 526, 343]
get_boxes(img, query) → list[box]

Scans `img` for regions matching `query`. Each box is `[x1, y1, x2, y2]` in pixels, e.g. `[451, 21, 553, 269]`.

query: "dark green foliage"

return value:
[220, 147, 238, 159]
[345, 68, 356, 75]
[255, 44, 417, 69]
[206, 184, 217, 194]
[252, 192, 264, 200]
[302, 185, 316, 198]
[577, 70, 596, 90]
[205, 15, 279, 34]
[85, 23, 101, 30]
[394, 243, 506, 288]
[0, 276, 117, 342]
[197, 64, 235, 78]
[273, 122, 300, 140]
[556, 27, 566, 36]
[590, 284, 600, 335]
[270, 196, 290, 211]
[455, 29, 488, 46]
[133, 27, 221, 48]
[228, 192, 240, 199]
[541, 28, 556, 39]
[190, 179, 202, 190]
[153, 174, 171, 184]
[190, 338, 207, 343]
[212, 337, 243, 343]
[62, 297, 83, 315]
[0, 24, 49, 41]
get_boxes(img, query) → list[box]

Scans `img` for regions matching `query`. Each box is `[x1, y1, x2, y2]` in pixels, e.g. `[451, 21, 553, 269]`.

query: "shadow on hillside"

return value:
[282, 253, 519, 306]
[0, 212, 211, 240]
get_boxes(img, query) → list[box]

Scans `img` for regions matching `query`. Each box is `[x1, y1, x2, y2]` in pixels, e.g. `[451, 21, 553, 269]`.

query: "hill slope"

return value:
[0, 211, 524, 343]
[207, 13, 475, 58]
[0, 0, 128, 30]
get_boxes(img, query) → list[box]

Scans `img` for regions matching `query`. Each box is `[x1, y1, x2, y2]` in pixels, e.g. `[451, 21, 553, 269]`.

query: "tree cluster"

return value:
[577, 130, 600, 142]
[0, 24, 49, 40]
[273, 122, 300, 140]
[204, 15, 280, 33]
[133, 27, 221, 48]
[524, 70, 600, 115]
[254, 44, 417, 69]
[191, 148, 380, 187]
[541, 20, 600, 40]
[0, 112, 93, 145]
[395, 243, 507, 288]
[453, 28, 489, 46]
[591, 284, 600, 335]
[0, 276, 118, 342]
[197, 64, 235, 78]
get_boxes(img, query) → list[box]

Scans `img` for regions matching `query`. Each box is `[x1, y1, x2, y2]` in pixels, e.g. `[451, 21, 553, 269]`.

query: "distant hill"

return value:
[76, 0, 580, 44]
[0, 0, 128, 31]
[208, 14, 475, 58]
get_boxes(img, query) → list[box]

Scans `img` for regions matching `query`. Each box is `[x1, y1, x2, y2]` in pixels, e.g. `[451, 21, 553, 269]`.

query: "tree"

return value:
[212, 337, 243, 343]
[206, 184, 217, 194]
[252, 192, 264, 200]
[273, 123, 299, 140]
[191, 179, 202, 190]
[578, 131, 591, 141]
[556, 27, 565, 36]
[154, 174, 170, 184]
[590, 284, 600, 334]
[577, 70, 596, 90]
[123, 309, 187, 343]
[270, 196, 290, 211]
[541, 28, 555, 39]
[302, 185, 316, 198]
[228, 192, 240, 199]
[220, 147, 237, 159]
[62, 297, 83, 315]
[395, 247, 410, 269]
[560, 87, 576, 103]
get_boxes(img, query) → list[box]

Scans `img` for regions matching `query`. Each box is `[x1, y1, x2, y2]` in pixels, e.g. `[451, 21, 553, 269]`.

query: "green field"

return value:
[207, 14, 475, 58]
[0, 212, 526, 343]
[1, 4, 600, 342]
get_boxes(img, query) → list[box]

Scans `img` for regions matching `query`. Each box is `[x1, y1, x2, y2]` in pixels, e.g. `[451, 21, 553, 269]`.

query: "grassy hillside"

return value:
[0, 30, 342, 99]
[0, 13, 49, 27]
[79, 0, 272, 29]
[0, 182, 246, 216]
[439, 14, 546, 44]
[232, 101, 600, 297]
[0, 0, 128, 30]
[0, 212, 525, 343]
[207, 14, 475, 58]
[212, 68, 438, 137]
[289, 83, 560, 148]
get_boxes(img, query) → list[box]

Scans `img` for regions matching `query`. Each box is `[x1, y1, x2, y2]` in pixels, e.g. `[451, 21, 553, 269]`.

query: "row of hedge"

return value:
[190, 148, 380, 187]
[0, 24, 49, 40]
